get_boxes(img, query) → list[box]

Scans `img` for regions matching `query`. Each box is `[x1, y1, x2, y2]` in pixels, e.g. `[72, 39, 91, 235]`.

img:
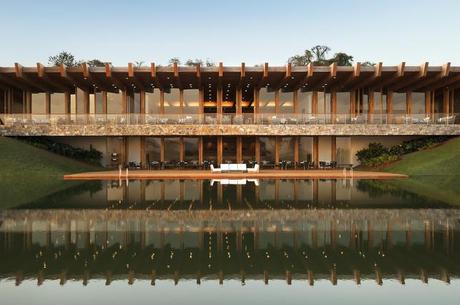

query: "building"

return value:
[0, 62, 459, 167]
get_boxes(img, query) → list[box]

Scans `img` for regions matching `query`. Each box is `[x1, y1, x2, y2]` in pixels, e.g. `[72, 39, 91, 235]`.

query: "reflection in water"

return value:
[1, 209, 459, 285]
[18, 179, 453, 210]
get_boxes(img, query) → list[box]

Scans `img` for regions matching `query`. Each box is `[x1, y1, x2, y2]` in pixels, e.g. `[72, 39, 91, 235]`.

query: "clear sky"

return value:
[1, 0, 459, 66]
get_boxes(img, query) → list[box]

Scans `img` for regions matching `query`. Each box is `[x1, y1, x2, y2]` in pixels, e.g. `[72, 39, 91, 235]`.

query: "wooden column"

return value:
[198, 137, 203, 164]
[331, 136, 336, 162]
[160, 138, 165, 163]
[275, 90, 280, 114]
[424, 91, 431, 116]
[293, 90, 299, 113]
[160, 91, 165, 114]
[443, 88, 450, 114]
[140, 137, 146, 167]
[312, 91, 318, 114]
[217, 136, 223, 165]
[45, 93, 51, 115]
[140, 91, 146, 114]
[236, 87, 242, 114]
[350, 90, 356, 116]
[294, 137, 299, 165]
[331, 90, 337, 122]
[236, 136, 243, 163]
[313, 137, 319, 167]
[406, 91, 413, 115]
[255, 137, 261, 163]
[386, 91, 393, 122]
[179, 137, 184, 162]
[275, 137, 280, 166]
[368, 90, 374, 122]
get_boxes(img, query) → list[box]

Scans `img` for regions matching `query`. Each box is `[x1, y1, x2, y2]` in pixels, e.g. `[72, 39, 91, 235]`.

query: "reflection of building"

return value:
[1, 63, 459, 167]
[0, 209, 458, 285]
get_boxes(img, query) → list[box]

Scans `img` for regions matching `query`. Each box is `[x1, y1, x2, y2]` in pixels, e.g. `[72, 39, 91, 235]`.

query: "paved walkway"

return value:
[64, 169, 407, 180]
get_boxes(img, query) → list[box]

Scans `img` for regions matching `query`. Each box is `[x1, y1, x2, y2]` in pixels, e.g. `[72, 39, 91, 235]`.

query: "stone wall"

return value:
[1, 124, 459, 137]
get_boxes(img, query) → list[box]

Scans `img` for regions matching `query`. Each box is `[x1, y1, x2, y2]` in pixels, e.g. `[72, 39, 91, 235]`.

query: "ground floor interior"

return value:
[52, 135, 418, 168]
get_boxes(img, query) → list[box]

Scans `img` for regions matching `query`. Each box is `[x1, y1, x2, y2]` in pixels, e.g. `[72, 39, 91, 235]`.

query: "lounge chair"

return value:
[210, 164, 221, 173]
[247, 164, 259, 173]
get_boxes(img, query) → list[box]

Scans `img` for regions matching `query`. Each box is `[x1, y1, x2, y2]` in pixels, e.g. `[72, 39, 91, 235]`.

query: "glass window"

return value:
[242, 137, 256, 162]
[146, 90, 161, 114]
[393, 93, 406, 114]
[336, 137, 351, 164]
[184, 137, 199, 161]
[107, 90, 123, 114]
[259, 87, 275, 113]
[164, 88, 181, 114]
[259, 137, 276, 162]
[50, 93, 65, 114]
[76, 88, 87, 114]
[279, 137, 295, 161]
[0, 90, 4, 113]
[317, 92, 331, 114]
[373, 92, 387, 116]
[222, 137, 236, 163]
[203, 137, 217, 162]
[412, 93, 425, 114]
[279, 91, 294, 114]
[11, 89, 24, 113]
[298, 91, 312, 114]
[145, 137, 161, 162]
[337, 92, 350, 114]
[183, 89, 199, 114]
[164, 137, 180, 162]
[299, 137, 313, 162]
[127, 92, 141, 114]
[31, 93, 46, 114]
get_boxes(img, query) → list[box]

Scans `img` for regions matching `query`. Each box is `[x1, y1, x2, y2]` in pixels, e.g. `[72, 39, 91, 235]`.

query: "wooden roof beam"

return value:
[104, 63, 126, 91]
[173, 62, 183, 89]
[238, 62, 246, 87]
[274, 63, 294, 91]
[58, 64, 88, 91]
[294, 63, 314, 90]
[256, 63, 269, 89]
[334, 62, 361, 90]
[36, 63, 72, 92]
[127, 63, 147, 91]
[310, 63, 337, 91]
[14, 63, 51, 92]
[389, 62, 429, 91]
[350, 62, 382, 90]
[80, 62, 108, 91]
[0, 74, 30, 91]
[409, 62, 451, 91]
[426, 73, 460, 91]
[369, 62, 405, 91]
[148, 63, 164, 91]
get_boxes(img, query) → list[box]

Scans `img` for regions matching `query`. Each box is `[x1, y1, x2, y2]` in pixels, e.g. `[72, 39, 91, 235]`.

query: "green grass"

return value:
[0, 137, 102, 209]
[376, 137, 460, 205]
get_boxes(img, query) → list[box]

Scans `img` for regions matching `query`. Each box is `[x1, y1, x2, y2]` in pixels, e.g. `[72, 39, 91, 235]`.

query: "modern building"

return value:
[0, 62, 459, 167]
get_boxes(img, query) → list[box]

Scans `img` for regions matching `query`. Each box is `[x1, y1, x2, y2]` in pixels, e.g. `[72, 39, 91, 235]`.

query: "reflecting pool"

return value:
[1, 179, 459, 305]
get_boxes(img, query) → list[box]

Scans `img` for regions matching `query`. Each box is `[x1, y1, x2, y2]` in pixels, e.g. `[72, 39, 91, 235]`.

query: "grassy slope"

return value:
[0, 137, 101, 208]
[380, 137, 460, 205]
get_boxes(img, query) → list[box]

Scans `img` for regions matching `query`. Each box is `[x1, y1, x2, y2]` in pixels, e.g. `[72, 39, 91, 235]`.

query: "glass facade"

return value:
[50, 93, 65, 114]
[145, 90, 161, 114]
[107, 90, 123, 114]
[164, 88, 181, 114]
[184, 137, 199, 161]
[203, 137, 217, 162]
[222, 137, 236, 162]
[259, 137, 276, 162]
[299, 137, 313, 162]
[279, 91, 294, 113]
[145, 137, 161, 162]
[164, 137, 180, 162]
[337, 92, 350, 114]
[31, 93, 46, 114]
[279, 137, 295, 161]
[242, 136, 256, 162]
[183, 89, 200, 114]
[298, 91, 312, 115]
[259, 88, 275, 113]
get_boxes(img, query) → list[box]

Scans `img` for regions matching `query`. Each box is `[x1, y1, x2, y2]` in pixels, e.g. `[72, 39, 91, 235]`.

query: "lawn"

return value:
[379, 137, 460, 205]
[0, 137, 102, 209]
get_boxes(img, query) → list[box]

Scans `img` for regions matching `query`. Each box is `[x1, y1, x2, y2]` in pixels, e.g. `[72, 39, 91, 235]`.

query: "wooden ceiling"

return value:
[0, 62, 458, 93]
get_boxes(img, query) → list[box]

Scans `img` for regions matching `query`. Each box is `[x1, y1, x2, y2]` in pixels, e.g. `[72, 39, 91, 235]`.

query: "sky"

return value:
[0, 0, 459, 67]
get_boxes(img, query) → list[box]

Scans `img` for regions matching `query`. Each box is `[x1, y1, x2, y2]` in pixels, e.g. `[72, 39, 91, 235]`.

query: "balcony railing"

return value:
[0, 113, 458, 126]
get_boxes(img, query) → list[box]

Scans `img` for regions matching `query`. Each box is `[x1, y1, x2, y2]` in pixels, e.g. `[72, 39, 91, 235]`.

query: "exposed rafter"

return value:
[389, 62, 428, 92]
[350, 62, 383, 90]
[409, 63, 451, 91]
[15, 63, 51, 92]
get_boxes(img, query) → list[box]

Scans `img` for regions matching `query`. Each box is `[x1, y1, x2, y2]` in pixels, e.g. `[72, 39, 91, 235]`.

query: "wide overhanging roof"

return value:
[0, 62, 459, 93]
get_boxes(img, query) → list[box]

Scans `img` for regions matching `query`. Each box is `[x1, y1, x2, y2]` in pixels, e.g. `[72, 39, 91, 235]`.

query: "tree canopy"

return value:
[288, 45, 374, 66]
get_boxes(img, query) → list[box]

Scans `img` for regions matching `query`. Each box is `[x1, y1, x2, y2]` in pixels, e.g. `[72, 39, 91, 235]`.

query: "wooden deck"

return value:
[64, 169, 407, 180]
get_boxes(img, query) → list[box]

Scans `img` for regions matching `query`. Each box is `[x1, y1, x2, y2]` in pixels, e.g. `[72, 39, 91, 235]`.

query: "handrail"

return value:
[0, 113, 458, 126]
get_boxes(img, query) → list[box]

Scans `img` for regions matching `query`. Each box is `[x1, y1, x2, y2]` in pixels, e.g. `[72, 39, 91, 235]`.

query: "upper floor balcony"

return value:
[1, 113, 459, 137]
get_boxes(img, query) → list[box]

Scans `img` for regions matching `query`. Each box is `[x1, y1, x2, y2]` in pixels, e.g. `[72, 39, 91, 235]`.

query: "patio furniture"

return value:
[149, 161, 160, 170]
[128, 161, 141, 170]
[221, 163, 247, 172]
[247, 164, 260, 173]
[210, 164, 221, 173]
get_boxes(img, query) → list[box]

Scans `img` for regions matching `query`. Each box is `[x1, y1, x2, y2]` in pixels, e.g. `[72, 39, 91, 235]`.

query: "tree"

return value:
[168, 57, 181, 66]
[329, 52, 354, 66]
[134, 61, 145, 68]
[310, 45, 331, 65]
[48, 51, 82, 67]
[362, 61, 376, 67]
[288, 49, 313, 66]
[185, 58, 203, 66]
[86, 59, 106, 67]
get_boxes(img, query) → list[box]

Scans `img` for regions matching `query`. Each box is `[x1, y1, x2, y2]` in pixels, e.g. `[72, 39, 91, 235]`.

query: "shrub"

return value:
[356, 136, 451, 167]
[16, 137, 102, 166]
